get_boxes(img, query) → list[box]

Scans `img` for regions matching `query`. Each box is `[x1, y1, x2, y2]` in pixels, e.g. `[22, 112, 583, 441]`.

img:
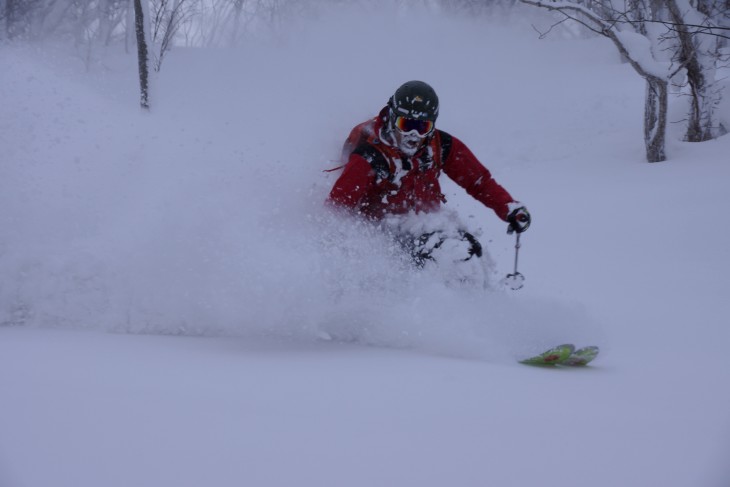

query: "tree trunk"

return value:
[602, 27, 670, 162]
[666, 0, 724, 142]
[133, 0, 150, 110]
[644, 77, 668, 162]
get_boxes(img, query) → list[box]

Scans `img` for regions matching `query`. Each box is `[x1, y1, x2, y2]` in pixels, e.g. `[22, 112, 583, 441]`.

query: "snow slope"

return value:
[2, 7, 729, 487]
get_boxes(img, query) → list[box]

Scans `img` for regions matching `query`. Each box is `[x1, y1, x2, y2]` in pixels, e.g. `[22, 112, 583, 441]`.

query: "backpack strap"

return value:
[438, 130, 453, 167]
[352, 143, 392, 182]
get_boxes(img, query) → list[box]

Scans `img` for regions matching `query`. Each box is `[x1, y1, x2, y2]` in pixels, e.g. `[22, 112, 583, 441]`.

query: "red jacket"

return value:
[328, 107, 516, 221]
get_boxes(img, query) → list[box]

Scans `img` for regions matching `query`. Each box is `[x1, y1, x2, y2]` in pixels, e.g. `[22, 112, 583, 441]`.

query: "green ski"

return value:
[562, 346, 600, 366]
[519, 344, 599, 367]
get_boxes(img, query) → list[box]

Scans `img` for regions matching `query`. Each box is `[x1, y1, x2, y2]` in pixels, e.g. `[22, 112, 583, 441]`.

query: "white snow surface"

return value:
[2, 8, 730, 487]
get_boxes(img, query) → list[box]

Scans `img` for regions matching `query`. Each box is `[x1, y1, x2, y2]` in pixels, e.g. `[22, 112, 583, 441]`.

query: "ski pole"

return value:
[504, 232, 525, 290]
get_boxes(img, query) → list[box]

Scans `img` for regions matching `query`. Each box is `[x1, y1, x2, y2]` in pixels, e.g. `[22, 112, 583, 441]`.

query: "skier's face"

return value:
[394, 129, 426, 156]
[391, 116, 434, 156]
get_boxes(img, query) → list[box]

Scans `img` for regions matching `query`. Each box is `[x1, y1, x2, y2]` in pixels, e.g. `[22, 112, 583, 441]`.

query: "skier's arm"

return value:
[340, 126, 361, 163]
[327, 154, 374, 210]
[442, 136, 515, 221]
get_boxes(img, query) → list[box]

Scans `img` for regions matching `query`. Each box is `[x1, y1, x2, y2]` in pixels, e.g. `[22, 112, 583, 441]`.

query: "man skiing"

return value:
[327, 80, 530, 268]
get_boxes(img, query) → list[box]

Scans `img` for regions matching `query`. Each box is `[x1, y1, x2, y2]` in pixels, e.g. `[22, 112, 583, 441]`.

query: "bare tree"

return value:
[522, 0, 672, 161]
[586, 0, 729, 141]
[522, 0, 728, 161]
[150, 0, 193, 70]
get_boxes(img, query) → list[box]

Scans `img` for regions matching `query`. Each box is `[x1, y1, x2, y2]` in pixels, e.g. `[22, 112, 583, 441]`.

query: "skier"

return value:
[327, 80, 530, 268]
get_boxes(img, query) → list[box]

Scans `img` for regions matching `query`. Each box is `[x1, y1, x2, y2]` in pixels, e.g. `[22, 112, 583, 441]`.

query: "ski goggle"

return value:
[394, 116, 434, 136]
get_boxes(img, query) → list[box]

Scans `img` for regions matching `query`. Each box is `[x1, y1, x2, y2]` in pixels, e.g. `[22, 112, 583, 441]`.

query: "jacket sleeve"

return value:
[327, 154, 375, 210]
[442, 135, 515, 221]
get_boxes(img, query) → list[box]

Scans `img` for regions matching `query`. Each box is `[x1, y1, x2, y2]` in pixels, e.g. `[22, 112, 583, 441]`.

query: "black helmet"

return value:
[388, 80, 439, 122]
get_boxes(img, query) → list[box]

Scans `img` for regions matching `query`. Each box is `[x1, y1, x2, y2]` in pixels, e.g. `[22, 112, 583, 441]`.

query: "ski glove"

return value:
[507, 206, 531, 234]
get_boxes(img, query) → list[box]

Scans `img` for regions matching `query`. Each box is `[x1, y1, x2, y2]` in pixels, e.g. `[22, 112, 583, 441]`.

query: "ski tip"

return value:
[562, 346, 600, 366]
[519, 343, 575, 366]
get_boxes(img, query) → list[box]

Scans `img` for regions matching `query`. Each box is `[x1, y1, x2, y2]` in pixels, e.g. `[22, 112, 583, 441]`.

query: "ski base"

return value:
[519, 344, 599, 367]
